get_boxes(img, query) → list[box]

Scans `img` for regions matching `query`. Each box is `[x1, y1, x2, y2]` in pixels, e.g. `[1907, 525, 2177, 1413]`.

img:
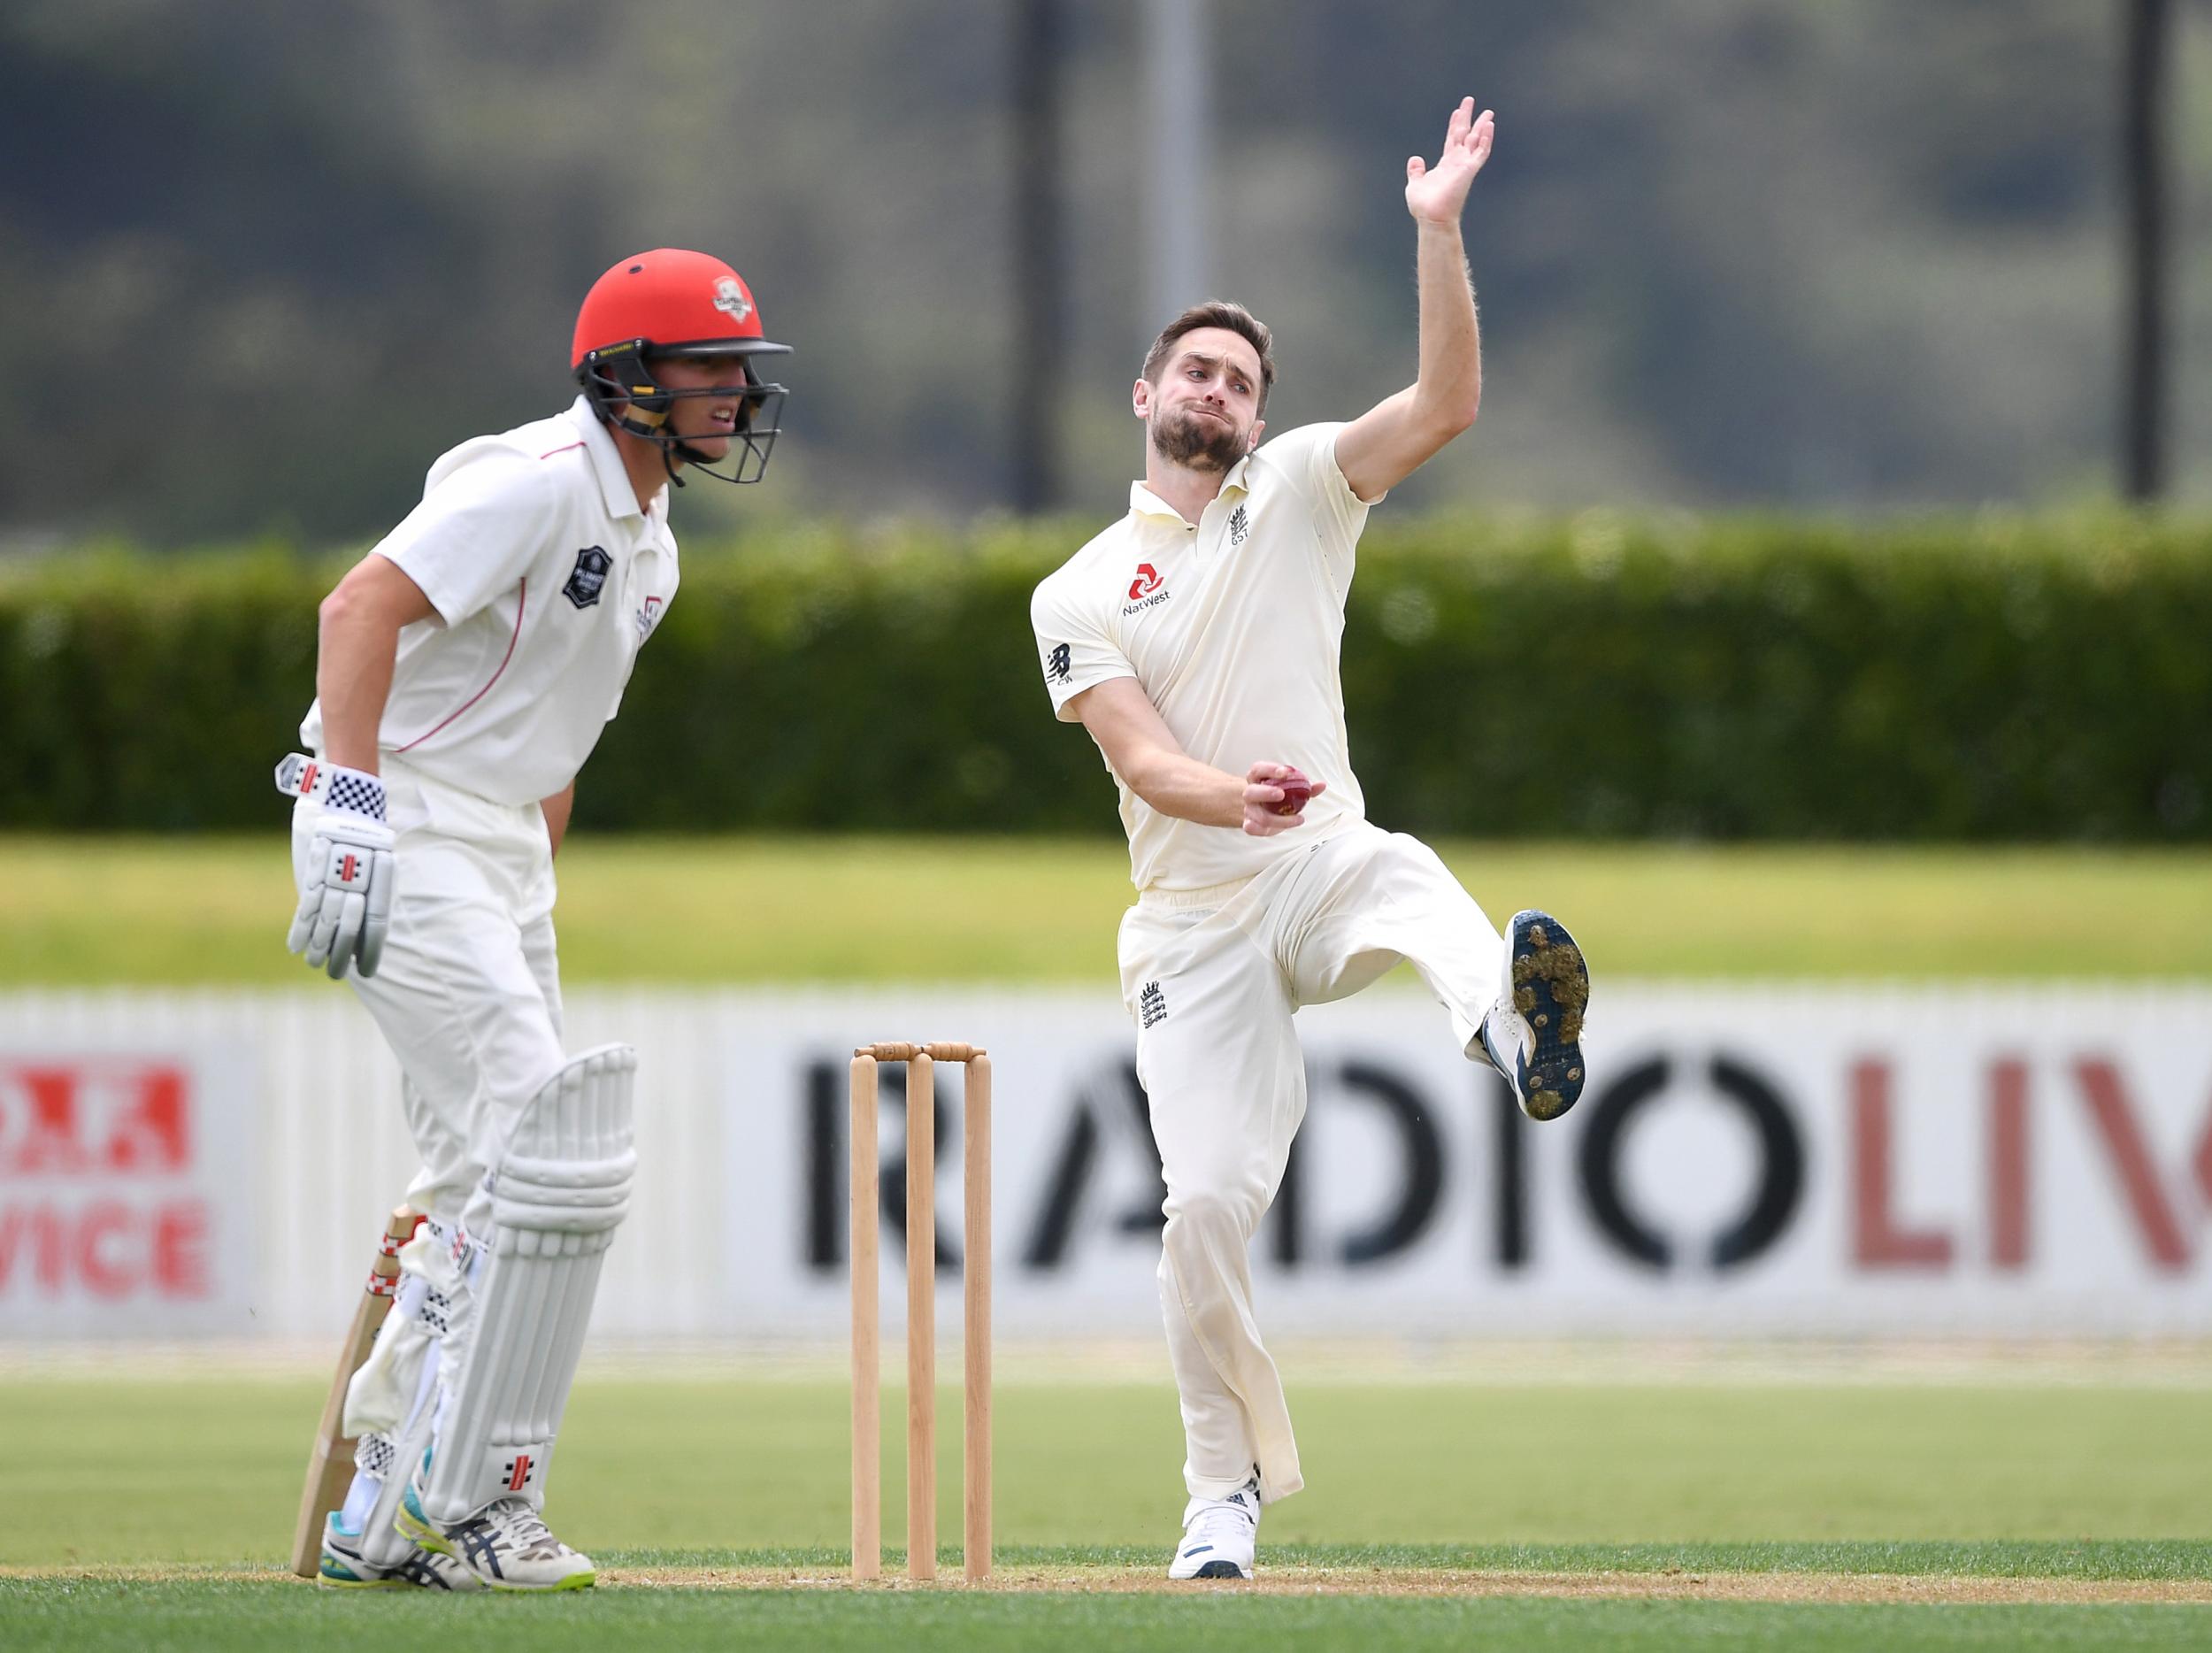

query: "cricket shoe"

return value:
[396, 1474, 596, 1591]
[1478, 909, 1591, 1122]
[317, 1513, 482, 1590]
[1168, 1475, 1259, 1580]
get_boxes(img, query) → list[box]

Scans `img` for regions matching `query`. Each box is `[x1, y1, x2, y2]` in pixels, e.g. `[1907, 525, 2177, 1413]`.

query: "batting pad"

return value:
[417, 1044, 637, 1525]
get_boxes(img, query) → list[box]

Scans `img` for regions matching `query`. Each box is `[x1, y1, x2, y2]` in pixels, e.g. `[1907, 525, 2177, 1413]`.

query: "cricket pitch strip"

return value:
[12, 1564, 2211, 1604]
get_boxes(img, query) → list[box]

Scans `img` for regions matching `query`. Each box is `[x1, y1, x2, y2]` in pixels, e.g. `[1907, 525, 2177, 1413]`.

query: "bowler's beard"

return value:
[1150, 404, 1246, 473]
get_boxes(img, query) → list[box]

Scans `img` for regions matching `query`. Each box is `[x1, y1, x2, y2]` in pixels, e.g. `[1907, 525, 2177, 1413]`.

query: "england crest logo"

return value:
[563, 546, 613, 609]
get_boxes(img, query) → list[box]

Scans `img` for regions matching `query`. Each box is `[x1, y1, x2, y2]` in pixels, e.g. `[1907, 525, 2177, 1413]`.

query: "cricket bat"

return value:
[288, 1203, 426, 1579]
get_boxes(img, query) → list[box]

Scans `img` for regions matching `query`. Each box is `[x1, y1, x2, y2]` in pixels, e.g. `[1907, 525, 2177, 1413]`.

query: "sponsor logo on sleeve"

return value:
[1045, 642, 1072, 685]
[1140, 980, 1168, 1028]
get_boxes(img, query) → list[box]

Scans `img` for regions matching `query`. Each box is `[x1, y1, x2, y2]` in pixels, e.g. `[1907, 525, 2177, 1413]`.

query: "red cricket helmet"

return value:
[572, 249, 793, 485]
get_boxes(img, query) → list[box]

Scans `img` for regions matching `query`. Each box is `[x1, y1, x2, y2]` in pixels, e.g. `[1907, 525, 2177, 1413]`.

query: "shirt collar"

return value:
[1125, 452, 1256, 523]
[567, 395, 648, 520]
[1126, 481, 1185, 521]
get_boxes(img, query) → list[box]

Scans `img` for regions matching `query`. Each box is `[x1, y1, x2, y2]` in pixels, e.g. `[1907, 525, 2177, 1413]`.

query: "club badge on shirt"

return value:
[563, 546, 613, 609]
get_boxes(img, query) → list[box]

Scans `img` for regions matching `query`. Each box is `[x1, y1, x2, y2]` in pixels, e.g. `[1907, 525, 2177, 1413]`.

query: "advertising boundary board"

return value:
[1, 985, 2208, 1341]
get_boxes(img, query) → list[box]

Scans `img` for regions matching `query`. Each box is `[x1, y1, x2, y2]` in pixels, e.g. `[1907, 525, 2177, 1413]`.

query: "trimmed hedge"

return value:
[2, 515, 2207, 840]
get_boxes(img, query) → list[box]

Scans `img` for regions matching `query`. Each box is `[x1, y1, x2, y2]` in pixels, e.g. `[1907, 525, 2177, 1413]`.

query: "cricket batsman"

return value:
[1030, 100, 1591, 1580]
[281, 249, 791, 1589]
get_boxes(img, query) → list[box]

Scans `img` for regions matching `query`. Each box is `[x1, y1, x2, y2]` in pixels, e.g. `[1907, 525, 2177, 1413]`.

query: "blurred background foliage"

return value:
[5, 0, 2211, 547]
[5, 519, 2205, 840]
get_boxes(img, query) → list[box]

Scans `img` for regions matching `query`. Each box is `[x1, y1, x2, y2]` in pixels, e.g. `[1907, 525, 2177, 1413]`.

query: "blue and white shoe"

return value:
[317, 1512, 482, 1590]
[396, 1468, 596, 1591]
[1479, 909, 1591, 1122]
[1168, 1475, 1259, 1580]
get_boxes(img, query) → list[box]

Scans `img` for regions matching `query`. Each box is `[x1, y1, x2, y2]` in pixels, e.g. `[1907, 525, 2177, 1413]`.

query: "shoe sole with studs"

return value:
[1507, 909, 1590, 1122]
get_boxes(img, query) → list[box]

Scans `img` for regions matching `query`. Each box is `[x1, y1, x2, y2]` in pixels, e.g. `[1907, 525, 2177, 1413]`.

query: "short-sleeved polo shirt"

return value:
[301, 396, 679, 806]
[1029, 422, 1382, 892]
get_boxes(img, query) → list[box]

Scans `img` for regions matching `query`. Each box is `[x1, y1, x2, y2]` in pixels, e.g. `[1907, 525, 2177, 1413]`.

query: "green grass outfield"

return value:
[3, 1368, 2208, 1649]
[4, 1580, 2208, 1653]
[5, 835, 2211, 984]
[6, 840, 2211, 1646]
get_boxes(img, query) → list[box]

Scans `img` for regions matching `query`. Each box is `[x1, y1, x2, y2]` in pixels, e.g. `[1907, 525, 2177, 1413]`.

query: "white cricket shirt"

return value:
[1030, 422, 1382, 892]
[301, 396, 679, 806]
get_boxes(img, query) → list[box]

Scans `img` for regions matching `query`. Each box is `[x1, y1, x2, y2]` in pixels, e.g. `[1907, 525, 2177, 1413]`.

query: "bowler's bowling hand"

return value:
[1241, 762, 1325, 836]
[1404, 96, 1494, 225]
[286, 765, 396, 980]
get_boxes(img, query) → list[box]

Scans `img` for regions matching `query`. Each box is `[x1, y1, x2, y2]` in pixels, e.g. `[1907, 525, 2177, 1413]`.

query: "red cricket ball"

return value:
[1272, 772, 1315, 816]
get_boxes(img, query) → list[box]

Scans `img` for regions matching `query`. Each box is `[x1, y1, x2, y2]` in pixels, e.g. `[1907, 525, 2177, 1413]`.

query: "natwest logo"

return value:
[1124, 563, 1171, 614]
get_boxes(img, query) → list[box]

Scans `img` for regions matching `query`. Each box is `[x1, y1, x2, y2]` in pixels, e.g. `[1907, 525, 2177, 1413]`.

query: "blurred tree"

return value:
[1010, 0, 1067, 511]
[2122, 0, 2172, 501]
[0, 0, 2198, 545]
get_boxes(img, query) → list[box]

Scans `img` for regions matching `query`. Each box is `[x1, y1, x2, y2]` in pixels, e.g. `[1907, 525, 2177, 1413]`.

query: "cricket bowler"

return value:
[281, 249, 791, 1589]
[1029, 99, 1592, 1580]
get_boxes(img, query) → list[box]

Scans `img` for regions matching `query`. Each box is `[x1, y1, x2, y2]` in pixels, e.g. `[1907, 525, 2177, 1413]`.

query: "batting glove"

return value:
[281, 759, 396, 980]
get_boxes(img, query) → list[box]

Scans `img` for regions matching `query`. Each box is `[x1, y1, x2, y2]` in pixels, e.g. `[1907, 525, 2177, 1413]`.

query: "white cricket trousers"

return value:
[289, 757, 565, 1235]
[1117, 821, 1505, 1506]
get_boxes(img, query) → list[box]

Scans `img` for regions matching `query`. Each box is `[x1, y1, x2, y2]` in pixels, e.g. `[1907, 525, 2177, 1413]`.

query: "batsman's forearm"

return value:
[1411, 218, 1481, 427]
[314, 596, 402, 774]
